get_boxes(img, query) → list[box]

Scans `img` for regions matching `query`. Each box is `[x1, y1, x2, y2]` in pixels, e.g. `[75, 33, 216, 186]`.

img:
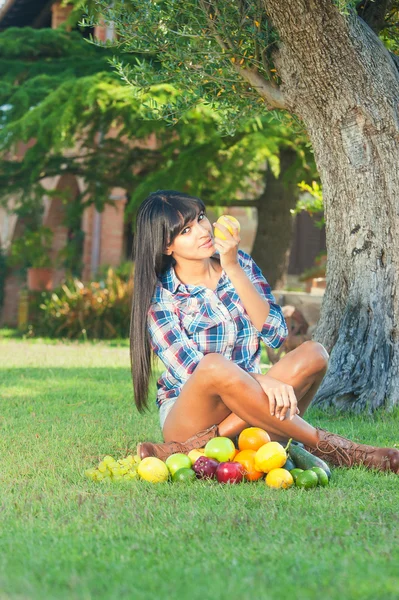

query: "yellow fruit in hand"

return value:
[254, 442, 287, 473]
[265, 468, 294, 489]
[137, 457, 169, 483]
[214, 215, 240, 240]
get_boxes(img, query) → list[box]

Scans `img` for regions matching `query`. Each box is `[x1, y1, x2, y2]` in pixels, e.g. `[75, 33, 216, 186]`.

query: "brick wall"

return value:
[51, 1, 72, 29]
[0, 275, 22, 327]
[81, 189, 127, 281]
[81, 204, 94, 282]
[44, 195, 68, 287]
[100, 190, 127, 268]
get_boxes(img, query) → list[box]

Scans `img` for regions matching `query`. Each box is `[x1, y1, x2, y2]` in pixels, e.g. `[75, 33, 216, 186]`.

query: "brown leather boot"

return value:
[305, 428, 399, 473]
[137, 425, 219, 461]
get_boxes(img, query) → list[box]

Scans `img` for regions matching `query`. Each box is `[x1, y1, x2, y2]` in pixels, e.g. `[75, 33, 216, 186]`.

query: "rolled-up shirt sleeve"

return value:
[147, 293, 204, 384]
[242, 251, 288, 348]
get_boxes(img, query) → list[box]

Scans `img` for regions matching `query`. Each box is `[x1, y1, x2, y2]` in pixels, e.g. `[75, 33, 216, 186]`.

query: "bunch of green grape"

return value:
[85, 454, 141, 482]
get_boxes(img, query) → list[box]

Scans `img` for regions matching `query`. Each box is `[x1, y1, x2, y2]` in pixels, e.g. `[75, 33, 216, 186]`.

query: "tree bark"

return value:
[251, 147, 299, 289]
[264, 0, 399, 411]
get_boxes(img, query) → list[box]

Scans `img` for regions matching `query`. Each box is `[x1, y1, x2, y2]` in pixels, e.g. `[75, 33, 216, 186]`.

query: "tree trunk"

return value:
[251, 147, 298, 289]
[265, 1, 399, 411]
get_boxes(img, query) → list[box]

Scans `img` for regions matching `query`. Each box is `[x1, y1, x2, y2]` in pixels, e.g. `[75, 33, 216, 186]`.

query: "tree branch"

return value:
[205, 198, 260, 207]
[234, 65, 287, 109]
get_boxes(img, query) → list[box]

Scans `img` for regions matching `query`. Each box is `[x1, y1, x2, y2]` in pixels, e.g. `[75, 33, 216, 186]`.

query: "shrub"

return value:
[298, 252, 327, 282]
[8, 227, 53, 269]
[34, 268, 133, 339]
[96, 261, 133, 283]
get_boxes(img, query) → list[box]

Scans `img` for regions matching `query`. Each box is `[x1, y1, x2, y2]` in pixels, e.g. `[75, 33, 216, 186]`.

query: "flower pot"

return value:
[310, 277, 326, 296]
[27, 267, 53, 291]
[304, 279, 312, 293]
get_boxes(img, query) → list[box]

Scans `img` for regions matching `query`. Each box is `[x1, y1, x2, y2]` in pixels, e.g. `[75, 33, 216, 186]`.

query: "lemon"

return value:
[137, 457, 169, 483]
[214, 215, 241, 240]
[265, 468, 294, 489]
[254, 442, 287, 473]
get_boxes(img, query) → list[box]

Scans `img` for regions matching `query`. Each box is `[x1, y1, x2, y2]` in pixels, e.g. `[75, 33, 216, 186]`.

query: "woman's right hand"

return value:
[250, 373, 300, 421]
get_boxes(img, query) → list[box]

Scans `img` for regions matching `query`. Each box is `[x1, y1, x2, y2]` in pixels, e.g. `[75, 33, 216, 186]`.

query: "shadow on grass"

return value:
[0, 366, 161, 416]
[1, 367, 398, 449]
[0, 367, 165, 459]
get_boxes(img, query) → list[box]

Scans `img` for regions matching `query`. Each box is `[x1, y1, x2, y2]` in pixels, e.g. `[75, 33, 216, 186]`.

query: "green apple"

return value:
[165, 453, 192, 475]
[205, 437, 236, 463]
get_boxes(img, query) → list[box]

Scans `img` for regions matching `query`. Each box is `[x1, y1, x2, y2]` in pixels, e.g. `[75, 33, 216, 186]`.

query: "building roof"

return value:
[0, 0, 51, 29]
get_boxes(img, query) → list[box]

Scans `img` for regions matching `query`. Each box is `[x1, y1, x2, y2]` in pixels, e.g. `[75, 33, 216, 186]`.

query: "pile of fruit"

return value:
[85, 454, 141, 482]
[85, 427, 331, 489]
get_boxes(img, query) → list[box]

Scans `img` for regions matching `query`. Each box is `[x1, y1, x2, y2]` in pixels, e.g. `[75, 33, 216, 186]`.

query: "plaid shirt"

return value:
[147, 249, 288, 408]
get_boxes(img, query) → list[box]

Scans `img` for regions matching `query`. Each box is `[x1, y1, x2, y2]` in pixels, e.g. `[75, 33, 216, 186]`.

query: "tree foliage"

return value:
[0, 24, 313, 222]
[84, 0, 398, 132]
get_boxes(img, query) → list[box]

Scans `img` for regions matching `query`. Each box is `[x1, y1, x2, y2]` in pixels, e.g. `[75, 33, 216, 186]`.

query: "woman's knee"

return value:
[196, 353, 234, 384]
[300, 341, 329, 375]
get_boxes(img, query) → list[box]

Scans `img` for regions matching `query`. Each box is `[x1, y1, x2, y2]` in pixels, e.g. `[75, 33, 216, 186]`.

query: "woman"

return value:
[130, 190, 399, 473]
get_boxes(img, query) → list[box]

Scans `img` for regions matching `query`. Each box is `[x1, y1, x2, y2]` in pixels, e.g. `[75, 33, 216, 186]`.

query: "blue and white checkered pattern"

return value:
[147, 249, 288, 409]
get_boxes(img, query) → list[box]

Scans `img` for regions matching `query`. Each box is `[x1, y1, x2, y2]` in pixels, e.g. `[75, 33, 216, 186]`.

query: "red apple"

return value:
[216, 461, 245, 484]
[193, 456, 219, 479]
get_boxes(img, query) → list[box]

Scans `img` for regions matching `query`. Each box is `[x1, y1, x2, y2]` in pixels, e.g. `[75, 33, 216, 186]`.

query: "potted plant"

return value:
[9, 227, 54, 291]
[299, 252, 327, 293]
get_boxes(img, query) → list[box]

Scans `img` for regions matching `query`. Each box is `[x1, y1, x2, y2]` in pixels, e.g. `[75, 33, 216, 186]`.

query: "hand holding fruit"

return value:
[212, 215, 241, 271]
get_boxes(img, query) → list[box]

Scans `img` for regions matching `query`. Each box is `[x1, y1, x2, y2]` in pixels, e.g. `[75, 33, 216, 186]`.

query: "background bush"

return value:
[0, 247, 6, 310]
[31, 268, 133, 339]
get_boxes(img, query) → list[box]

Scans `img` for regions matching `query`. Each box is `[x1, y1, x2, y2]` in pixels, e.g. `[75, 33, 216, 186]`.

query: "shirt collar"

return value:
[163, 265, 185, 294]
[161, 253, 224, 295]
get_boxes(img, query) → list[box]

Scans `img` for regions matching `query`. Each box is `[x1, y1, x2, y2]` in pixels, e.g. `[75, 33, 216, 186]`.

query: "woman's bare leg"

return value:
[217, 341, 328, 441]
[162, 341, 329, 447]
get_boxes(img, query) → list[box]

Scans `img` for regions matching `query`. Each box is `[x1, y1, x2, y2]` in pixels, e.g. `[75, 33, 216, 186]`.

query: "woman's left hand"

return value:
[212, 219, 241, 270]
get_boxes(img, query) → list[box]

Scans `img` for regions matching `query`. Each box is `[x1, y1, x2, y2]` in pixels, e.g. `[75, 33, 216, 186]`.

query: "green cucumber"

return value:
[284, 457, 296, 471]
[289, 444, 331, 480]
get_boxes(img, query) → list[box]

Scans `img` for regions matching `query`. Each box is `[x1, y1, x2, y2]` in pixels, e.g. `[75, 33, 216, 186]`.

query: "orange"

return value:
[238, 427, 271, 452]
[234, 449, 264, 481]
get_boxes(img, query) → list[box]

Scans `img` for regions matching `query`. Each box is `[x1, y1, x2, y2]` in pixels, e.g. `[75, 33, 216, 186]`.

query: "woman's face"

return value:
[164, 209, 215, 260]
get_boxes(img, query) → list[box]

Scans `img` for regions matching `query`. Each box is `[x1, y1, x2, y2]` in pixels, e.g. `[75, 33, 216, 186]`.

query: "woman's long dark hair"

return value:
[130, 190, 206, 412]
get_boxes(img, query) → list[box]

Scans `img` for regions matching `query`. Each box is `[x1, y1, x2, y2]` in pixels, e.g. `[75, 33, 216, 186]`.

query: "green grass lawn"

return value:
[0, 336, 398, 600]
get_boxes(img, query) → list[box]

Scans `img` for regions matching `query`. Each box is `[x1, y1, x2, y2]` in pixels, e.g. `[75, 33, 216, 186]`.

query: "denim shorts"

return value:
[159, 398, 177, 430]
